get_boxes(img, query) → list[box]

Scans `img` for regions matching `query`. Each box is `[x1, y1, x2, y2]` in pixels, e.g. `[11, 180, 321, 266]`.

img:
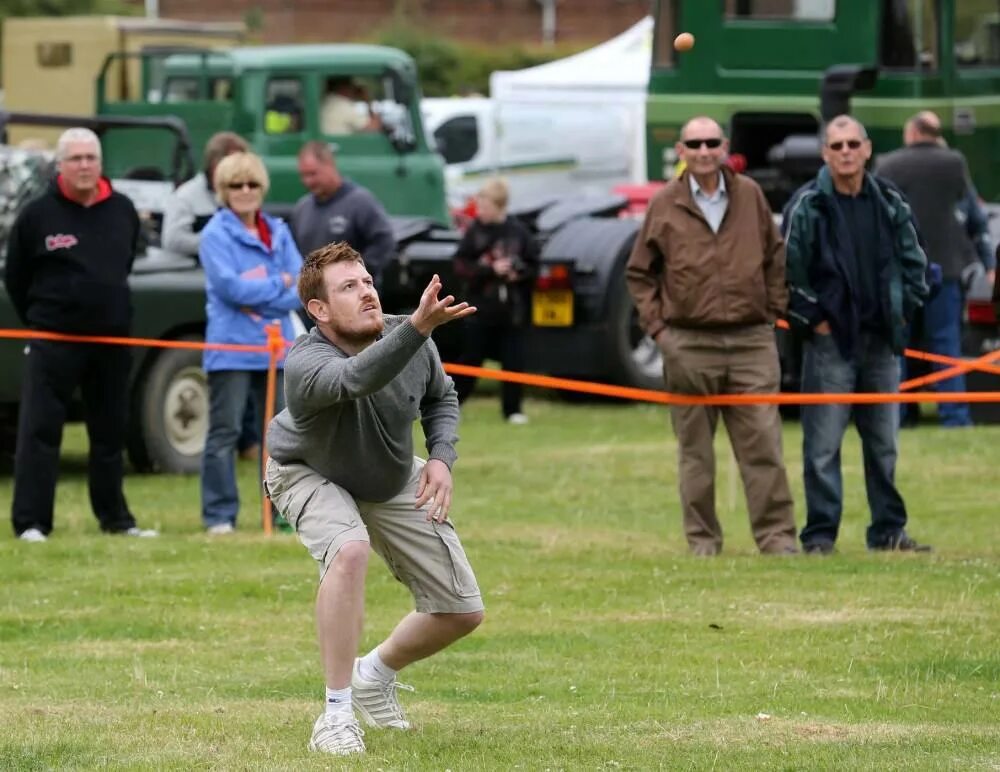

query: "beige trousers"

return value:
[660, 324, 797, 554]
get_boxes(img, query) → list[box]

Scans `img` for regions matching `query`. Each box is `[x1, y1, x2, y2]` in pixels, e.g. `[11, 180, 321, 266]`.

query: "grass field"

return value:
[1, 395, 998, 770]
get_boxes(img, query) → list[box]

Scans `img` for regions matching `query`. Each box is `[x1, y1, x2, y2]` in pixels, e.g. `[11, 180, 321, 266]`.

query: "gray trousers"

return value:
[659, 324, 797, 554]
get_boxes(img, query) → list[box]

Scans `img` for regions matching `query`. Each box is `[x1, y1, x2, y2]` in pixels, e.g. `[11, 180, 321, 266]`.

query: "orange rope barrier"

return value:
[442, 363, 1000, 406]
[0, 327, 272, 353]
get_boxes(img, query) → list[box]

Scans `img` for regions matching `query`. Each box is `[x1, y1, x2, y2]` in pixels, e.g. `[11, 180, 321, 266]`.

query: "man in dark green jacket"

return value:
[783, 114, 931, 554]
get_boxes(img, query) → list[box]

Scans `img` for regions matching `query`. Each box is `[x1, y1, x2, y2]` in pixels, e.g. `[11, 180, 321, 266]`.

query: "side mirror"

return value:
[819, 65, 878, 122]
[389, 68, 415, 107]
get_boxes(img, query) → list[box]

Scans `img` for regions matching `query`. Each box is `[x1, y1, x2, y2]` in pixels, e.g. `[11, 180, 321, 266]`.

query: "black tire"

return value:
[128, 342, 208, 474]
[606, 264, 665, 391]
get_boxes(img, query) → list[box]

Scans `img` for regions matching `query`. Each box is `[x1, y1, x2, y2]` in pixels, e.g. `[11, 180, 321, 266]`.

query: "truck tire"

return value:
[128, 342, 208, 474]
[606, 254, 664, 392]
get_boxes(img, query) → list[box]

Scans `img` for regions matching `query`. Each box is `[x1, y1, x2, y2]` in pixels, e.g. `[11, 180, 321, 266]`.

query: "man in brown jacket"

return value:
[626, 116, 797, 556]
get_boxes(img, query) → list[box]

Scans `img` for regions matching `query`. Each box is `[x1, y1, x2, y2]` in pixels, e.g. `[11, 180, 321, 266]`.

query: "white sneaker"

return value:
[206, 523, 235, 535]
[352, 658, 414, 730]
[507, 412, 530, 425]
[308, 712, 365, 755]
[18, 528, 47, 543]
[123, 527, 159, 538]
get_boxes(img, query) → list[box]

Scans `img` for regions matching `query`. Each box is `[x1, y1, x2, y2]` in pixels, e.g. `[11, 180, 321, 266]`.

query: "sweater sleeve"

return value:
[161, 191, 203, 256]
[286, 321, 430, 413]
[419, 342, 460, 469]
[358, 194, 396, 281]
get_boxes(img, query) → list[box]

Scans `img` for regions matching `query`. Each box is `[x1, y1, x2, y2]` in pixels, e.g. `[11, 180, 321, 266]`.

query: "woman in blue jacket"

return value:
[199, 151, 303, 534]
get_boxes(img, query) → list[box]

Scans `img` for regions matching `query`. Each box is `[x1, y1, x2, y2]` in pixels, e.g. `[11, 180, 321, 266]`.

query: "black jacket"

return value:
[453, 216, 538, 326]
[4, 178, 140, 335]
[875, 142, 975, 280]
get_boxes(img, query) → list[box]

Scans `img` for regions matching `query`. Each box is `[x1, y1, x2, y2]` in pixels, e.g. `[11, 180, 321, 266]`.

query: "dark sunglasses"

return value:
[683, 137, 724, 150]
[828, 139, 864, 151]
[227, 180, 262, 190]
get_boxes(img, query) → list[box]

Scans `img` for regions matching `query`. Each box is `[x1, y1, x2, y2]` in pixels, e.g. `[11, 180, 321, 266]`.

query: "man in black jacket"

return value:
[875, 111, 988, 427]
[4, 128, 158, 542]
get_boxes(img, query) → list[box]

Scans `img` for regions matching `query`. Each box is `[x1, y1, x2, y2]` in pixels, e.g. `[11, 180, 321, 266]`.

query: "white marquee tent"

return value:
[488, 16, 653, 182]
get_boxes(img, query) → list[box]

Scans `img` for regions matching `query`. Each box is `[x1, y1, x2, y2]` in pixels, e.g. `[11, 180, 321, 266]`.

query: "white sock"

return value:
[325, 686, 353, 717]
[358, 647, 397, 684]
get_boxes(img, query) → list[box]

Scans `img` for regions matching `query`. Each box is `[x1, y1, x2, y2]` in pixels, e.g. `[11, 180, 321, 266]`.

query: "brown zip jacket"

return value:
[626, 167, 787, 339]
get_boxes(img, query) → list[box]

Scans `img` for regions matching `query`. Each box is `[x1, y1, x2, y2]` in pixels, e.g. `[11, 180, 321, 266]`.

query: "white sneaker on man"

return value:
[206, 523, 235, 536]
[18, 528, 47, 543]
[122, 527, 159, 538]
[352, 658, 413, 729]
[308, 712, 365, 755]
[507, 412, 530, 425]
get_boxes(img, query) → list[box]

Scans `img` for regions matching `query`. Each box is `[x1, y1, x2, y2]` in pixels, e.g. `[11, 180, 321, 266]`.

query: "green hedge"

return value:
[370, 19, 589, 97]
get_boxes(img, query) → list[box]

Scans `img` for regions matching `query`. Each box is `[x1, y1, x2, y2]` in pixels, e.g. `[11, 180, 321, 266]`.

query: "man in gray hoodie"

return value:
[265, 242, 482, 756]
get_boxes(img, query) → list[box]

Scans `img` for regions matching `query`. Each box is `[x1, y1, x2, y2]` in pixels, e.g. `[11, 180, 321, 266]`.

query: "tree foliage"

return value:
[370, 13, 587, 97]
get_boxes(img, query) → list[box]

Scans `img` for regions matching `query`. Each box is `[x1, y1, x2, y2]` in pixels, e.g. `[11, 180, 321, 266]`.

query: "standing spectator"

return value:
[162, 131, 248, 256]
[784, 115, 931, 554]
[451, 178, 538, 424]
[626, 116, 797, 557]
[876, 111, 991, 427]
[291, 141, 395, 286]
[161, 131, 261, 459]
[265, 245, 482, 756]
[199, 152, 303, 534]
[4, 128, 157, 542]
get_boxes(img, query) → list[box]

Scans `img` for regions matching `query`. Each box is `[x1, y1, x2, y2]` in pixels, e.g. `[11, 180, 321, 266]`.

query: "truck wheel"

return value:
[606, 263, 664, 392]
[128, 343, 208, 474]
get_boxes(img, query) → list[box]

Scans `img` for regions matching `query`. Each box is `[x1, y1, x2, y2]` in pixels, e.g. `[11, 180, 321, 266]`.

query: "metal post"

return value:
[538, 0, 557, 47]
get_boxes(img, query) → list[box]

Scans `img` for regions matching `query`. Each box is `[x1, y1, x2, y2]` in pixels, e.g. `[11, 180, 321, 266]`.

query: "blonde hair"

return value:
[477, 177, 509, 209]
[213, 151, 270, 206]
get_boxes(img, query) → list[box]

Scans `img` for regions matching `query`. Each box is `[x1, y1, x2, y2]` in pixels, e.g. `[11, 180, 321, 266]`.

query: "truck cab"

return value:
[96, 45, 450, 222]
[648, 0, 1000, 209]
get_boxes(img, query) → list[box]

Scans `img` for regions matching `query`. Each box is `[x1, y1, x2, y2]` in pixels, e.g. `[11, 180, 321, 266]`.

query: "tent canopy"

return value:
[489, 16, 653, 101]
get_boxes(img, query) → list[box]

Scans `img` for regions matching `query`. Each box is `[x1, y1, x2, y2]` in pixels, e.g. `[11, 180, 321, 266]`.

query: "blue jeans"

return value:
[922, 279, 971, 426]
[201, 370, 284, 528]
[800, 332, 909, 549]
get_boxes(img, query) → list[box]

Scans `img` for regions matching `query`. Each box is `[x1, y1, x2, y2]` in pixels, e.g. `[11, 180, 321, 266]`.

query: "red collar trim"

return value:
[255, 212, 272, 250]
[57, 175, 113, 206]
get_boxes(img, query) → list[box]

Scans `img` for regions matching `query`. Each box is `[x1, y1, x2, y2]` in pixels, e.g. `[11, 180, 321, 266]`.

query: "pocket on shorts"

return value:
[265, 458, 324, 531]
[431, 520, 479, 598]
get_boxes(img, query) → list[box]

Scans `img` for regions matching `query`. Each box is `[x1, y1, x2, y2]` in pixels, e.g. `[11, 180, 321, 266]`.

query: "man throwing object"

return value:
[265, 242, 483, 756]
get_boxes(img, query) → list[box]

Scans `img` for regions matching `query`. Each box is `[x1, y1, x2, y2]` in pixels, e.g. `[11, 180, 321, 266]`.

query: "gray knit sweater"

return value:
[266, 315, 460, 502]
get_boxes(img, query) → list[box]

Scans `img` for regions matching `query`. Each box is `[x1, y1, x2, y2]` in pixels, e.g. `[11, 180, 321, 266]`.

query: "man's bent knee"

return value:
[438, 609, 484, 636]
[326, 540, 369, 580]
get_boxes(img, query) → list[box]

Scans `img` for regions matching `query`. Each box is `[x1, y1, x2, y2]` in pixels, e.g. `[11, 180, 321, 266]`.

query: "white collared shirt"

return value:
[689, 172, 728, 233]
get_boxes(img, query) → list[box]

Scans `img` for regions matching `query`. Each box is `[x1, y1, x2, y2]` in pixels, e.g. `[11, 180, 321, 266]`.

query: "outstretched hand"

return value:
[410, 274, 476, 336]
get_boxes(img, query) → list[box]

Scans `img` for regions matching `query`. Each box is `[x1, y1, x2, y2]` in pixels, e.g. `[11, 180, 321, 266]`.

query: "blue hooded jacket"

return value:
[199, 208, 304, 372]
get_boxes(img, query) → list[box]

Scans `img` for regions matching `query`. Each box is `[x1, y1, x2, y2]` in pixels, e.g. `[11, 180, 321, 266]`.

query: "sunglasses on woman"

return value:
[682, 138, 724, 150]
[227, 180, 262, 190]
[828, 140, 863, 151]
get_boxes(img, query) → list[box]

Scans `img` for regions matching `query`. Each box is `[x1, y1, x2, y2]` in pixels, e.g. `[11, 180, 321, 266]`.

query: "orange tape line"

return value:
[0, 327, 290, 353]
[442, 363, 1000, 406]
[777, 318, 1000, 389]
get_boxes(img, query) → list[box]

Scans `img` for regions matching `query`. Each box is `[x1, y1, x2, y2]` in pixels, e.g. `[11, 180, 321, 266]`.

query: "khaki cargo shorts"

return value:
[265, 457, 483, 615]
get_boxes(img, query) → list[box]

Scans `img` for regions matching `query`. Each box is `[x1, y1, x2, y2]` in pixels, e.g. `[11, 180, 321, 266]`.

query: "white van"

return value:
[422, 96, 643, 210]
